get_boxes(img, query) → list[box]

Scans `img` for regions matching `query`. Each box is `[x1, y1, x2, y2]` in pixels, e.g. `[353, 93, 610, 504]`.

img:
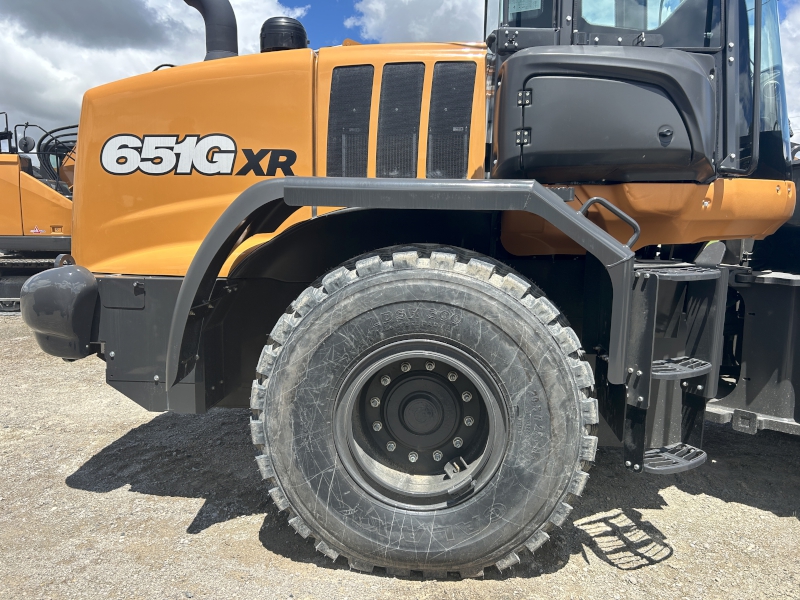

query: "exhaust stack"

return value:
[184, 0, 238, 61]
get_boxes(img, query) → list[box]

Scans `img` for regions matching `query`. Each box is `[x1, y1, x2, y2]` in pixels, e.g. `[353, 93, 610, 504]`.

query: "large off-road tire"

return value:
[249, 245, 598, 577]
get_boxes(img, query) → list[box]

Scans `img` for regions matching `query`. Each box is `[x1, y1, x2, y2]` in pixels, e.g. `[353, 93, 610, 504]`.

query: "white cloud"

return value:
[780, 2, 800, 138]
[345, 0, 484, 43]
[0, 0, 307, 135]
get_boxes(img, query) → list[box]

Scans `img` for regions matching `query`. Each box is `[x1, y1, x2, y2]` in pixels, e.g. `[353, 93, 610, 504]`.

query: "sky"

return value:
[0, 0, 798, 144]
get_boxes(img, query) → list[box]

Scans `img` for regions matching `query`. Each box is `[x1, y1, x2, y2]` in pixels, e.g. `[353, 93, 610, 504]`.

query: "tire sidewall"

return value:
[264, 267, 584, 570]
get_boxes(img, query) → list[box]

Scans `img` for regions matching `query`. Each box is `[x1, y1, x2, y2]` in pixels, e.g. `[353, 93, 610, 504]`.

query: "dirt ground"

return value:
[1, 313, 799, 600]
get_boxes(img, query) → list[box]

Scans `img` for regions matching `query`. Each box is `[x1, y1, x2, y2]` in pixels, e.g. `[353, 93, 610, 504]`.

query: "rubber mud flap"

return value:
[251, 245, 597, 576]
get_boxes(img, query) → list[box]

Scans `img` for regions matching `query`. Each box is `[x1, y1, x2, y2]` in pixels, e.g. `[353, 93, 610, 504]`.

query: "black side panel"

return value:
[492, 46, 716, 184]
[426, 62, 476, 179]
[377, 63, 425, 178]
[521, 77, 693, 182]
[327, 65, 374, 178]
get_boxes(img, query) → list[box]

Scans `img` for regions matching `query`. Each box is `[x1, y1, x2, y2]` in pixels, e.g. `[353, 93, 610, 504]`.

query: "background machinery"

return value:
[0, 114, 75, 310]
[21, 0, 796, 576]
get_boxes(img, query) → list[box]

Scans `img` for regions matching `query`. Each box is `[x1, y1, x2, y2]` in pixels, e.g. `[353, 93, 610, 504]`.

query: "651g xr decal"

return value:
[101, 134, 296, 177]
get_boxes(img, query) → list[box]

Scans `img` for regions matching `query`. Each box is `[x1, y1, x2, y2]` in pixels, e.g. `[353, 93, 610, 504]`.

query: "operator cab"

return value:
[486, 0, 792, 184]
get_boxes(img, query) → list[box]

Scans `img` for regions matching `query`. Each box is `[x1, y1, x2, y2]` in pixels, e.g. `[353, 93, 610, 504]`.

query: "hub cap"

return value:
[333, 339, 508, 510]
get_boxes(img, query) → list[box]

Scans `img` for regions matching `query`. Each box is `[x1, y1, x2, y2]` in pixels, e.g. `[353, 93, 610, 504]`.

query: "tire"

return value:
[249, 245, 598, 577]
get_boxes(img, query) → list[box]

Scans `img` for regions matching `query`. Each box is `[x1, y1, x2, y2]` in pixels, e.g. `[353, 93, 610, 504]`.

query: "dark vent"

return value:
[376, 63, 425, 178]
[426, 62, 476, 179]
[327, 65, 374, 177]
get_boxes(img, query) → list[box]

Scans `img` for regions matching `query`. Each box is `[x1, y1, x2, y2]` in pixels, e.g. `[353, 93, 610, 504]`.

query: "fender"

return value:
[166, 177, 636, 389]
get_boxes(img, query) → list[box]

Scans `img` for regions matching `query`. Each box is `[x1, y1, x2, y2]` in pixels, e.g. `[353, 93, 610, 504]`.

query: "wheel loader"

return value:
[0, 115, 75, 311]
[20, 0, 796, 577]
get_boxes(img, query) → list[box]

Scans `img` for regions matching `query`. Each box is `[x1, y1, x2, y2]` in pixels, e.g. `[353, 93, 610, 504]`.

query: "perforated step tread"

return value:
[651, 356, 712, 380]
[643, 443, 707, 474]
[634, 264, 720, 281]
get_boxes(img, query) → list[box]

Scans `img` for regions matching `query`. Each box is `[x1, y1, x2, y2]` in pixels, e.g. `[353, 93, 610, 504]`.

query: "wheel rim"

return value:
[333, 339, 509, 511]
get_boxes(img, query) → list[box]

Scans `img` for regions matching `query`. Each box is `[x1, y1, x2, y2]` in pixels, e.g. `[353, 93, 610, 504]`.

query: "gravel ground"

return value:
[1, 312, 799, 599]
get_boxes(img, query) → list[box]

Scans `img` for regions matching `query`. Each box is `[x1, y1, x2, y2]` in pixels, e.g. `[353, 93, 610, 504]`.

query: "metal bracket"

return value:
[516, 90, 532, 106]
[514, 129, 531, 146]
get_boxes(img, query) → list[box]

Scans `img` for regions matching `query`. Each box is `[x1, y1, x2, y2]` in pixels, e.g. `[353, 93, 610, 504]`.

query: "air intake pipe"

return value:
[184, 0, 238, 61]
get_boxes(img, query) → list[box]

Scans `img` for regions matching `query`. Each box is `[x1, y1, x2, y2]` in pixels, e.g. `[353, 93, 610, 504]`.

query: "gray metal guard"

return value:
[165, 177, 635, 401]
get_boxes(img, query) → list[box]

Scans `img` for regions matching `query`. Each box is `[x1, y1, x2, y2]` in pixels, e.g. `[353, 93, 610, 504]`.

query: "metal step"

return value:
[643, 443, 707, 474]
[634, 263, 720, 281]
[651, 356, 713, 380]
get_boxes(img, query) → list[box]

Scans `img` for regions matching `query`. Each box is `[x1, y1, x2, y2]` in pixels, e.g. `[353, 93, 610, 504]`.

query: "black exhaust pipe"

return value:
[184, 0, 238, 61]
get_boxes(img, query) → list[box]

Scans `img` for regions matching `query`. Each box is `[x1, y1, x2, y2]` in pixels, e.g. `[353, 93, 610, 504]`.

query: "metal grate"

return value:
[376, 63, 425, 178]
[426, 62, 476, 179]
[327, 65, 374, 177]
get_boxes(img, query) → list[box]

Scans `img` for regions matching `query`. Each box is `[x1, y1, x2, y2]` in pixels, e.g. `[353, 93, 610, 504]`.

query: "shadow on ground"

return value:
[66, 409, 800, 579]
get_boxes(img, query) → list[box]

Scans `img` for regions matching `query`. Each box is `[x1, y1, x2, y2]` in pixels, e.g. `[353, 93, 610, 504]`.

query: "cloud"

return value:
[345, 0, 484, 43]
[0, 0, 190, 50]
[780, 1, 800, 138]
[0, 0, 307, 135]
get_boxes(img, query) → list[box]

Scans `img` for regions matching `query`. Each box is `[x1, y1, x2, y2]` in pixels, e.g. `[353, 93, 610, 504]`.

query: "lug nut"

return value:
[425, 361, 435, 371]
[464, 416, 474, 426]
[462, 391, 472, 402]
[370, 397, 381, 407]
[372, 421, 382, 431]
[433, 450, 443, 462]
[453, 437, 463, 448]
[448, 371, 458, 382]
[408, 452, 418, 463]
[380, 375, 391, 386]
[400, 362, 411, 373]
[386, 441, 396, 451]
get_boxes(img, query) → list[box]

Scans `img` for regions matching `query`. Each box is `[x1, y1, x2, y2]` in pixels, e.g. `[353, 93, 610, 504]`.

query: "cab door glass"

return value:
[576, 0, 721, 47]
[505, 0, 557, 28]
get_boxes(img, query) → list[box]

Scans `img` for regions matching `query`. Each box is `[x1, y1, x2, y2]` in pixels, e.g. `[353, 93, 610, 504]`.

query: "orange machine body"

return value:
[71, 42, 793, 275]
[0, 154, 72, 238]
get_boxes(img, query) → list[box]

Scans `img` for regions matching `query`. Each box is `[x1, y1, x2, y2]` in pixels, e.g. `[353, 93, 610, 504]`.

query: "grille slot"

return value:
[376, 63, 425, 178]
[426, 62, 476, 179]
[327, 65, 374, 177]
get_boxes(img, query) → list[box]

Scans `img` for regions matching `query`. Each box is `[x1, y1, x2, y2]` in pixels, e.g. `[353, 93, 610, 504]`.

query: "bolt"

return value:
[109, 351, 115, 358]
[448, 371, 458, 382]
[408, 452, 418, 463]
[625, 460, 632, 467]
[709, 73, 714, 80]
[433, 450, 443, 462]
[618, 36, 622, 43]
[370, 397, 381, 408]
[697, 385, 704, 391]
[372, 421, 382, 432]
[464, 416, 475, 427]
[386, 441, 396, 452]
[153, 375, 159, 382]
[682, 381, 688, 387]
[644, 273, 651, 279]
[636, 370, 642, 377]
[635, 272, 641, 279]
[777, 185, 781, 193]
[425, 361, 435, 371]
[462, 391, 472, 402]
[627, 367, 634, 374]
[633, 464, 641, 471]
[453, 437, 463, 448]
[400, 362, 411, 373]
[594, 36, 599, 43]
[730, 153, 736, 159]
[728, 56, 734, 63]
[381, 375, 391, 386]
[728, 41, 735, 48]
[637, 396, 644, 403]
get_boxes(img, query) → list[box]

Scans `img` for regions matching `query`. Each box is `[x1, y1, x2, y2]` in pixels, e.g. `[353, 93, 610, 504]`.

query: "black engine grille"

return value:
[426, 62, 476, 179]
[327, 65, 374, 177]
[376, 63, 425, 178]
